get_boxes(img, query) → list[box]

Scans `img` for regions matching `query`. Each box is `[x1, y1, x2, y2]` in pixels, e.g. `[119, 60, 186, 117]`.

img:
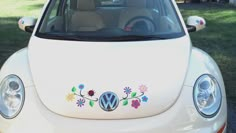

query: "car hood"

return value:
[28, 36, 191, 119]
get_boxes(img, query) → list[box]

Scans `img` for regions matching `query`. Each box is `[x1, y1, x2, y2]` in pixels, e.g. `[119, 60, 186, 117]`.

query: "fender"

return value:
[184, 47, 226, 97]
[0, 47, 226, 98]
[0, 48, 34, 87]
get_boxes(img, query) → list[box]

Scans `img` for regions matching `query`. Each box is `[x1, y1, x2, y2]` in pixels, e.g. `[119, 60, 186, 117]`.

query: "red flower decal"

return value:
[131, 100, 140, 109]
[88, 90, 95, 97]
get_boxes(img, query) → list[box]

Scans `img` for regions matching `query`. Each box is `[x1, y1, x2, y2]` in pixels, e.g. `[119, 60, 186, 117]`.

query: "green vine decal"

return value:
[66, 84, 149, 109]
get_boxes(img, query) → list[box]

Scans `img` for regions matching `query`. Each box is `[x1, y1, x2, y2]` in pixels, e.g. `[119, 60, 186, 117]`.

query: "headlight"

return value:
[193, 74, 222, 118]
[0, 75, 25, 119]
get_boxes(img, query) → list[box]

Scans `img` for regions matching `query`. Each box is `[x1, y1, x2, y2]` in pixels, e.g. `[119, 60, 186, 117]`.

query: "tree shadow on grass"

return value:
[0, 17, 31, 66]
[178, 2, 236, 10]
[30, 3, 45, 9]
[21, 3, 45, 11]
[179, 4, 236, 132]
[179, 3, 236, 98]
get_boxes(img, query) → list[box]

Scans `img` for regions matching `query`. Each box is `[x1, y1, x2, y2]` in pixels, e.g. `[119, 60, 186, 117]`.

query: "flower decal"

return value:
[131, 100, 141, 109]
[120, 85, 148, 109]
[88, 90, 95, 97]
[142, 96, 148, 102]
[124, 87, 132, 94]
[78, 84, 85, 90]
[66, 84, 149, 110]
[66, 84, 99, 108]
[66, 93, 75, 102]
[139, 85, 148, 93]
[196, 20, 204, 25]
[77, 99, 85, 107]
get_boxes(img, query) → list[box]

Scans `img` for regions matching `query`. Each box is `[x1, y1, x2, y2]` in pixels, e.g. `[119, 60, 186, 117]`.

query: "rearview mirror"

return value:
[187, 16, 206, 32]
[18, 17, 37, 33]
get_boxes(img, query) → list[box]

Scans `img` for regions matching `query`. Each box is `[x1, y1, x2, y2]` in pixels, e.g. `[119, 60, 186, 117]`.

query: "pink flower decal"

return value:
[139, 85, 148, 93]
[196, 20, 204, 25]
[131, 100, 141, 109]
[200, 20, 204, 25]
[121, 85, 149, 108]
[67, 84, 149, 110]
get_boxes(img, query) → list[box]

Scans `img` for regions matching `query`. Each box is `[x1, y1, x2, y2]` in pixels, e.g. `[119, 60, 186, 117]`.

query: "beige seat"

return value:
[69, 0, 104, 31]
[118, 0, 153, 30]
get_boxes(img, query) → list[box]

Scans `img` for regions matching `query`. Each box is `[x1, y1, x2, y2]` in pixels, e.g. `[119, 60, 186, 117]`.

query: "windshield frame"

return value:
[35, 0, 186, 42]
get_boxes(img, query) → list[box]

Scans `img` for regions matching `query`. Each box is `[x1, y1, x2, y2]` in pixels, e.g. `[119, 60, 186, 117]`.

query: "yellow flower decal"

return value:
[66, 93, 75, 102]
[66, 84, 148, 110]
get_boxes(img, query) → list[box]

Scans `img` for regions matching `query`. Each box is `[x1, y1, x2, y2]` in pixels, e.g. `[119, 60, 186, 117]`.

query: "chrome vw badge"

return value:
[99, 92, 119, 112]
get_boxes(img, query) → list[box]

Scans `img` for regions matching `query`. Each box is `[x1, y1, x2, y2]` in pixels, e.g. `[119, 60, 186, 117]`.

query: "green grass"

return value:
[0, 1, 235, 98]
[179, 3, 236, 98]
[0, 0, 45, 64]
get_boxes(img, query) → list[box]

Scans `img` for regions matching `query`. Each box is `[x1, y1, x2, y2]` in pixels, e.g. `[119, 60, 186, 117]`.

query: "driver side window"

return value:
[49, 0, 60, 20]
[44, 0, 64, 32]
[160, 0, 181, 33]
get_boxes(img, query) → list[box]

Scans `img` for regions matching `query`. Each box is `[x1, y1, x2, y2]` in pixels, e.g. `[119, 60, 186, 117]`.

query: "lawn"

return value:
[0, 1, 235, 99]
[179, 3, 236, 99]
[0, 0, 46, 64]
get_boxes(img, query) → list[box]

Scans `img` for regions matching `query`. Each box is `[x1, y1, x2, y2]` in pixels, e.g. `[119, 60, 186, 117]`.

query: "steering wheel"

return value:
[124, 16, 156, 33]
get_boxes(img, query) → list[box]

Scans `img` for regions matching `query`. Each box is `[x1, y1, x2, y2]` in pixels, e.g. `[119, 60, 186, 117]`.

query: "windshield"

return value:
[36, 0, 185, 41]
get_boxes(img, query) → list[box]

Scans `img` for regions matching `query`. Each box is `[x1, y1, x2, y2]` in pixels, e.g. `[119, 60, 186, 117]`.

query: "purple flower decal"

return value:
[131, 100, 140, 109]
[78, 84, 85, 90]
[67, 84, 148, 110]
[76, 99, 85, 107]
[142, 96, 148, 102]
[124, 87, 132, 94]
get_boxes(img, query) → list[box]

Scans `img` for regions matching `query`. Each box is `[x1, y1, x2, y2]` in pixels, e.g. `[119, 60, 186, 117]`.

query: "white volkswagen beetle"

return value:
[0, 0, 227, 132]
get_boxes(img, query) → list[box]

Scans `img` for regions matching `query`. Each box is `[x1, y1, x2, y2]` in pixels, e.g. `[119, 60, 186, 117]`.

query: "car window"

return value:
[36, 0, 185, 41]
[49, 0, 60, 20]
[98, 0, 124, 6]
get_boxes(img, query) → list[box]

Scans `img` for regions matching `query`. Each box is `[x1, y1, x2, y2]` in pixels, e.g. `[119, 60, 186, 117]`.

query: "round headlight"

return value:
[0, 75, 25, 119]
[193, 74, 222, 118]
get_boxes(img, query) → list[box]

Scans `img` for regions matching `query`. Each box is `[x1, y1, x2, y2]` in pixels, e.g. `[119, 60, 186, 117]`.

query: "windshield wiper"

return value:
[37, 33, 90, 41]
[37, 33, 168, 41]
[105, 35, 168, 41]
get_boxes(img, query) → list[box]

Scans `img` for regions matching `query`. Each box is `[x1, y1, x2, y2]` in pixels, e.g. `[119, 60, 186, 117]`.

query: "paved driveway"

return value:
[228, 101, 236, 132]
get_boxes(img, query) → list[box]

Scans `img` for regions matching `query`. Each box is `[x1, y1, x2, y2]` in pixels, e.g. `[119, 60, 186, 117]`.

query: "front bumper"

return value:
[0, 85, 227, 133]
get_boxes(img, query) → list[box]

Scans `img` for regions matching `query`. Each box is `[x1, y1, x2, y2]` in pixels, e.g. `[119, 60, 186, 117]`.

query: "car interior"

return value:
[39, 0, 182, 36]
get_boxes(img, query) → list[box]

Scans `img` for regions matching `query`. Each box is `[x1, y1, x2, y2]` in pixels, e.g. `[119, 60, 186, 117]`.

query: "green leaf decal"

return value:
[131, 92, 137, 98]
[72, 87, 76, 92]
[123, 100, 128, 106]
[89, 100, 94, 107]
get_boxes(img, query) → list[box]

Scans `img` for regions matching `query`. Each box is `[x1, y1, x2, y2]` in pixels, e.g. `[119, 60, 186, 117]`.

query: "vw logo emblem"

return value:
[99, 92, 119, 112]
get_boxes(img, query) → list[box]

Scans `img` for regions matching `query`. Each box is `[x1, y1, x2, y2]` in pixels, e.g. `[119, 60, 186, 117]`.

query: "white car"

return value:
[0, 0, 227, 132]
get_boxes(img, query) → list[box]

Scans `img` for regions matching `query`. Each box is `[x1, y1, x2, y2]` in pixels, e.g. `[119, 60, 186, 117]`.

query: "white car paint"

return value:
[0, 47, 227, 133]
[0, 0, 227, 132]
[28, 35, 190, 119]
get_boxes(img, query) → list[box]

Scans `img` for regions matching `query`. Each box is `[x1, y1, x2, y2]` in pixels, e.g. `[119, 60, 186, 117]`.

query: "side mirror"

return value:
[187, 16, 206, 32]
[18, 17, 37, 33]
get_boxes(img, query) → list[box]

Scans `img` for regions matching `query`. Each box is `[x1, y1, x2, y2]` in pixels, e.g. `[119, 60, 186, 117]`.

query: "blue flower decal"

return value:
[78, 84, 85, 90]
[142, 96, 148, 102]
[124, 87, 132, 94]
[67, 84, 149, 110]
